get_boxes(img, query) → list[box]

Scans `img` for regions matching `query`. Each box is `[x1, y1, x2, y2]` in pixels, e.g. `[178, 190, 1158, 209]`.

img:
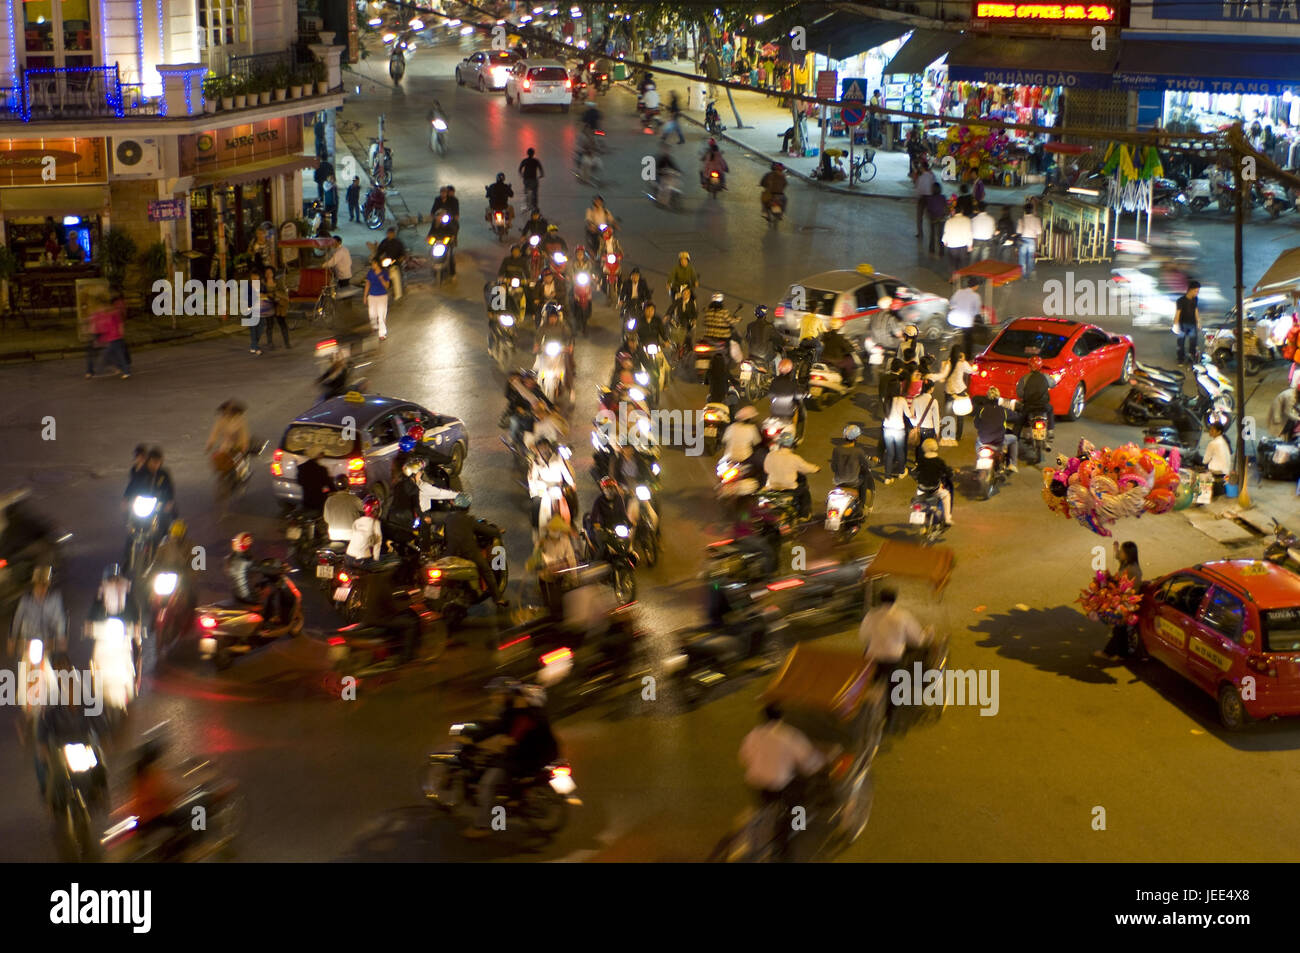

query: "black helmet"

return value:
[754, 305, 768, 321]
[496, 172, 506, 182]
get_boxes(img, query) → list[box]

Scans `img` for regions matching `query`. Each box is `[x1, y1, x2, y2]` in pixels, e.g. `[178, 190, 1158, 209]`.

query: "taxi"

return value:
[1136, 559, 1300, 730]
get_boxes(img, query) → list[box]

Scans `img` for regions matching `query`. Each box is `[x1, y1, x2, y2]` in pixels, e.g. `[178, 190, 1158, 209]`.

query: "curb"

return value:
[0, 319, 246, 365]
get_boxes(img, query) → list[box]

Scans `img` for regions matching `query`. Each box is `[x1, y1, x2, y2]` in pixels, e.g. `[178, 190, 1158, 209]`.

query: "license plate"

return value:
[317, 564, 334, 579]
[869, 353, 884, 365]
[740, 366, 752, 381]
[976, 457, 993, 470]
[333, 585, 351, 601]
[825, 516, 841, 531]
[424, 586, 442, 599]
[704, 426, 717, 437]
[909, 510, 927, 525]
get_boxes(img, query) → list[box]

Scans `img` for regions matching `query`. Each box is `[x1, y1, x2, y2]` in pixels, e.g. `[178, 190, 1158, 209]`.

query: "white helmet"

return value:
[903, 324, 918, 340]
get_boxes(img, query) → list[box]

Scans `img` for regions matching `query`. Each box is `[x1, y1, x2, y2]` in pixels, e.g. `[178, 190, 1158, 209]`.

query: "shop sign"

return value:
[0, 137, 106, 186]
[815, 70, 838, 100]
[147, 198, 187, 222]
[179, 117, 303, 174]
[1152, 0, 1300, 21]
[973, 2, 1116, 21]
[1115, 72, 1300, 94]
[946, 66, 1114, 88]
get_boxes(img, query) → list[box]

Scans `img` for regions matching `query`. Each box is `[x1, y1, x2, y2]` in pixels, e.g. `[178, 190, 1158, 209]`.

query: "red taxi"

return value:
[968, 317, 1134, 420]
[1136, 560, 1300, 729]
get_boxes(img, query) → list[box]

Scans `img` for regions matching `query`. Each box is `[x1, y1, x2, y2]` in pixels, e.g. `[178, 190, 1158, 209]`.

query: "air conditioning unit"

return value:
[109, 137, 161, 178]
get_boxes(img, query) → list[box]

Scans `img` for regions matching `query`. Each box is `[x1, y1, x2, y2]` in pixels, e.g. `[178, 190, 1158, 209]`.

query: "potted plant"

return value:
[288, 69, 303, 98]
[272, 66, 288, 101]
[232, 75, 247, 109]
[0, 244, 17, 313]
[218, 76, 234, 110]
[254, 71, 272, 106]
[313, 60, 329, 95]
[97, 228, 138, 295]
[139, 241, 171, 314]
[201, 75, 220, 113]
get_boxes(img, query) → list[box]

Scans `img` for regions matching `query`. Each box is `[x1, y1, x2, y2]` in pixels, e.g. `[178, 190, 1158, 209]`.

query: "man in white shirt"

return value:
[764, 432, 819, 518]
[914, 162, 935, 239]
[738, 703, 827, 858]
[345, 507, 383, 562]
[1017, 202, 1043, 279]
[942, 209, 972, 275]
[721, 405, 762, 461]
[326, 234, 352, 286]
[970, 202, 996, 261]
[323, 479, 365, 542]
[858, 589, 928, 666]
[1203, 421, 1232, 497]
[947, 277, 982, 357]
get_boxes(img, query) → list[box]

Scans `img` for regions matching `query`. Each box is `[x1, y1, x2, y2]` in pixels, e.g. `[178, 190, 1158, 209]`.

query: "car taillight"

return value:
[522, 78, 531, 91]
[271, 448, 283, 476]
[497, 634, 531, 651]
[347, 457, 366, 485]
[1246, 656, 1278, 677]
[564, 78, 572, 89]
[426, 567, 443, 584]
[766, 578, 805, 592]
[327, 635, 346, 646]
[694, 344, 712, 352]
[199, 616, 217, 629]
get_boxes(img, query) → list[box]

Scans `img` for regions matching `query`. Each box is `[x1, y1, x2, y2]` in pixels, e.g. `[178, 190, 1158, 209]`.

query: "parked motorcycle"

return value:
[368, 140, 393, 188]
[362, 183, 386, 230]
[1264, 519, 1300, 574]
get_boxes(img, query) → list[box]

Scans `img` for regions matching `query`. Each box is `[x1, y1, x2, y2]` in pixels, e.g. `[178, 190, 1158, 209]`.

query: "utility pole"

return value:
[1232, 126, 1251, 508]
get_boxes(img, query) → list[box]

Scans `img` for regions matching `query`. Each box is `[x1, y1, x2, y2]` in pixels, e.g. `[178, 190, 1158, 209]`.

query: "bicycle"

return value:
[850, 149, 877, 185]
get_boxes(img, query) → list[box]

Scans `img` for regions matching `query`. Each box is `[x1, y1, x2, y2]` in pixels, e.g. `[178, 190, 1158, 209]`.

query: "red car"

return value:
[1136, 560, 1300, 729]
[968, 317, 1135, 420]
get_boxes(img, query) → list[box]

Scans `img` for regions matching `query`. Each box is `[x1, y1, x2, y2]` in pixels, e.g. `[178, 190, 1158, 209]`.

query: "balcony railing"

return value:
[227, 48, 306, 80]
[0, 64, 162, 121]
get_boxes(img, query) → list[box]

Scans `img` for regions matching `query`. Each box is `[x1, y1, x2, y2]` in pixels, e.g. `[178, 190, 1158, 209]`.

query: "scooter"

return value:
[702, 402, 731, 457]
[1021, 409, 1052, 465]
[571, 268, 594, 335]
[705, 99, 725, 135]
[585, 523, 638, 604]
[368, 140, 393, 188]
[488, 206, 512, 242]
[389, 49, 406, 84]
[1260, 179, 1290, 219]
[42, 722, 108, 862]
[101, 756, 242, 862]
[429, 115, 448, 156]
[648, 169, 683, 212]
[737, 353, 774, 402]
[148, 565, 194, 655]
[534, 339, 571, 405]
[427, 214, 456, 284]
[973, 440, 1011, 501]
[703, 168, 725, 198]
[1185, 176, 1213, 212]
[908, 482, 947, 541]
[125, 494, 163, 577]
[362, 183, 386, 230]
[88, 614, 142, 727]
[824, 483, 871, 541]
[764, 193, 787, 226]
[666, 600, 787, 706]
[420, 524, 508, 628]
[195, 561, 303, 669]
[807, 355, 862, 409]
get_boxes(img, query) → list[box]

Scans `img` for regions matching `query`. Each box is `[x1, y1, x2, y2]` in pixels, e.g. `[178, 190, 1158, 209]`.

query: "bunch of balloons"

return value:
[1042, 440, 1184, 536]
[1077, 569, 1144, 626]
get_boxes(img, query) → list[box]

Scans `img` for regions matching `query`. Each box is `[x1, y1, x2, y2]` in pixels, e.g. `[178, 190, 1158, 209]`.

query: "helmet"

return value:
[778, 358, 793, 375]
[843, 425, 862, 442]
[599, 476, 618, 492]
[333, 474, 350, 491]
[546, 515, 569, 535]
[169, 519, 187, 540]
[754, 305, 768, 321]
[496, 172, 506, 182]
[987, 386, 1001, 401]
[830, 317, 845, 331]
[542, 302, 563, 319]
[398, 435, 417, 453]
[735, 405, 758, 422]
[547, 224, 559, 233]
[362, 495, 381, 517]
[403, 458, 425, 478]
[771, 162, 783, 171]
[407, 424, 425, 442]
[777, 432, 796, 448]
[231, 532, 253, 553]
[1028, 356, 1044, 372]
[711, 293, 726, 306]
[452, 491, 472, 509]
[678, 250, 690, 261]
[921, 438, 939, 457]
[903, 325, 918, 339]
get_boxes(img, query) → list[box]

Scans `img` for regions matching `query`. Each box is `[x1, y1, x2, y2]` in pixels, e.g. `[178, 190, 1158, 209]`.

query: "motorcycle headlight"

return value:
[628, 387, 646, 402]
[635, 485, 651, 501]
[433, 244, 447, 258]
[614, 524, 630, 538]
[576, 272, 590, 286]
[606, 254, 617, 264]
[104, 617, 125, 641]
[510, 278, 521, 288]
[27, 638, 43, 666]
[645, 344, 659, 355]
[635, 371, 650, 386]
[529, 235, 541, 246]
[381, 257, 394, 268]
[626, 318, 636, 331]
[545, 340, 562, 357]
[433, 118, 447, 131]
[553, 252, 567, 265]
[131, 496, 158, 518]
[153, 572, 178, 596]
[651, 463, 660, 475]
[498, 313, 515, 327]
[558, 445, 572, 460]
[62, 743, 97, 774]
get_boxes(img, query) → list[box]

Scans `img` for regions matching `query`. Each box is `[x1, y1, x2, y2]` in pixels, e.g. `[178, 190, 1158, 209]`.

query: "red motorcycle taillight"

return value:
[271, 448, 283, 476]
[347, 456, 366, 485]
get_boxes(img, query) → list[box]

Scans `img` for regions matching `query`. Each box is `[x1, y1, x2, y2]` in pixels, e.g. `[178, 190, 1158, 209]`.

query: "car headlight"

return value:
[635, 485, 651, 501]
[131, 495, 158, 518]
[498, 313, 515, 327]
[62, 743, 98, 774]
[153, 572, 178, 596]
[614, 524, 630, 538]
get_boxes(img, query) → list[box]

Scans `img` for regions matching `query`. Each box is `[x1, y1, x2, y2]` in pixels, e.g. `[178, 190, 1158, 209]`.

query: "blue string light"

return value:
[135, 0, 145, 94]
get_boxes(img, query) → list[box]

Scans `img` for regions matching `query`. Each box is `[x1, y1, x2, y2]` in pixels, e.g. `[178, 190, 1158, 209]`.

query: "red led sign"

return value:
[974, 3, 1116, 20]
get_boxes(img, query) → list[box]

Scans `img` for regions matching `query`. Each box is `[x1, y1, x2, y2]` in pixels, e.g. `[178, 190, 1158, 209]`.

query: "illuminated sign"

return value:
[974, 3, 1116, 20]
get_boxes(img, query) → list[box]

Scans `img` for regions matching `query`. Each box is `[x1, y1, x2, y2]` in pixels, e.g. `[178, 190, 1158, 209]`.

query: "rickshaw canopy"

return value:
[760, 644, 874, 724]
[865, 539, 954, 593]
[953, 259, 1022, 288]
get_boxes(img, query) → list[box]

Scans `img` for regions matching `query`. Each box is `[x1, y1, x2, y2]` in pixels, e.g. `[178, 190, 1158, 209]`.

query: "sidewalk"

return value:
[0, 308, 244, 364]
[632, 69, 1041, 207]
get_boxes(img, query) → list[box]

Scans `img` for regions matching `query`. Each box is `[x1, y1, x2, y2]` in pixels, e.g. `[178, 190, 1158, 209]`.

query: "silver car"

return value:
[271, 394, 467, 505]
[456, 50, 519, 91]
[773, 269, 949, 346]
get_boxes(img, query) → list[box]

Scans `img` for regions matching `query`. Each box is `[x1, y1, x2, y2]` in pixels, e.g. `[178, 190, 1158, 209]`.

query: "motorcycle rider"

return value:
[119, 728, 191, 858]
[586, 476, 632, 560]
[528, 515, 580, 616]
[666, 285, 699, 353]
[430, 492, 509, 607]
[86, 563, 142, 713]
[296, 449, 332, 512]
[323, 475, 364, 543]
[700, 140, 729, 188]
[738, 702, 828, 859]
[225, 533, 296, 633]
[898, 324, 925, 374]
[768, 358, 805, 442]
[764, 431, 819, 519]
[528, 438, 576, 534]
[831, 425, 876, 504]
[384, 462, 427, 554]
[520, 208, 550, 243]
[485, 173, 515, 229]
[205, 399, 250, 471]
[426, 209, 458, 278]
[498, 243, 529, 282]
[759, 162, 788, 217]
[723, 405, 764, 462]
[344, 497, 385, 565]
[8, 564, 65, 659]
[1015, 356, 1055, 451]
[146, 519, 198, 595]
[819, 317, 858, 388]
[667, 251, 700, 299]
[974, 387, 1019, 472]
[654, 147, 681, 198]
[619, 266, 653, 315]
[912, 438, 955, 526]
[125, 447, 176, 527]
[745, 305, 780, 363]
[700, 294, 740, 349]
[858, 587, 931, 685]
[463, 678, 560, 839]
[584, 195, 616, 250]
[317, 350, 351, 404]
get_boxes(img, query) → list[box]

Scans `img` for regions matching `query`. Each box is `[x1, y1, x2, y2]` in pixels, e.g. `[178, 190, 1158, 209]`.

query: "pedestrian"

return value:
[247, 282, 265, 355]
[868, 90, 882, 147]
[80, 295, 100, 379]
[248, 226, 270, 274]
[914, 160, 935, 238]
[322, 174, 338, 229]
[1173, 280, 1201, 364]
[1203, 420, 1232, 496]
[314, 157, 334, 203]
[662, 91, 685, 145]
[971, 202, 996, 262]
[1268, 381, 1300, 439]
[1017, 201, 1043, 278]
[364, 256, 391, 341]
[928, 346, 975, 444]
[925, 182, 947, 257]
[910, 379, 942, 463]
[519, 147, 544, 211]
[942, 203, 973, 274]
[995, 204, 1017, 262]
[261, 267, 290, 349]
[345, 176, 361, 223]
[882, 369, 924, 482]
[326, 234, 352, 287]
[1095, 541, 1143, 662]
[91, 291, 130, 377]
[947, 276, 982, 358]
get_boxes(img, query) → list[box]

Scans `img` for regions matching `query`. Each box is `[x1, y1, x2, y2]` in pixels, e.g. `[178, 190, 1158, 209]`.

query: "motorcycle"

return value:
[534, 339, 571, 405]
[195, 561, 303, 669]
[125, 494, 163, 576]
[527, 453, 578, 537]
[389, 49, 406, 84]
[693, 334, 729, 382]
[1193, 355, 1236, 416]
[666, 601, 787, 706]
[703, 168, 725, 199]
[489, 310, 519, 370]
[1185, 175, 1213, 212]
[283, 506, 325, 572]
[1264, 519, 1300, 573]
[702, 402, 731, 457]
[716, 452, 763, 500]
[427, 227, 455, 285]
[601, 248, 622, 304]
[571, 268, 594, 335]
[586, 523, 637, 604]
[89, 614, 142, 726]
[1260, 179, 1290, 219]
[824, 483, 871, 541]
[148, 564, 193, 656]
[421, 722, 579, 839]
[1021, 409, 1051, 465]
[1151, 178, 1188, 220]
[648, 169, 683, 212]
[488, 207, 512, 242]
[707, 537, 869, 628]
[0, 490, 69, 616]
[908, 482, 947, 540]
[973, 440, 1011, 501]
[422, 520, 509, 627]
[328, 589, 444, 676]
[101, 757, 242, 862]
[362, 183, 386, 230]
[43, 726, 108, 862]
[807, 355, 862, 409]
[368, 140, 393, 188]
[764, 193, 788, 226]
[429, 115, 448, 156]
[705, 99, 724, 135]
[628, 478, 661, 568]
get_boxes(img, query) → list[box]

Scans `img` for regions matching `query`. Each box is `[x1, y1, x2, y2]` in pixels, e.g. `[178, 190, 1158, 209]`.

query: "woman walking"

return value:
[1096, 541, 1143, 661]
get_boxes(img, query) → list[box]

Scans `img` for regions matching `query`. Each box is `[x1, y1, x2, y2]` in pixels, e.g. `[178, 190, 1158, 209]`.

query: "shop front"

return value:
[178, 117, 315, 278]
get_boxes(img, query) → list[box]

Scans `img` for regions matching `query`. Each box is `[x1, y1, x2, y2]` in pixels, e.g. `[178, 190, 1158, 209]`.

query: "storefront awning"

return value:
[1252, 247, 1300, 298]
[946, 35, 1118, 89]
[193, 154, 318, 189]
[884, 29, 961, 76]
[1115, 39, 1300, 94]
[0, 184, 109, 217]
[803, 11, 909, 62]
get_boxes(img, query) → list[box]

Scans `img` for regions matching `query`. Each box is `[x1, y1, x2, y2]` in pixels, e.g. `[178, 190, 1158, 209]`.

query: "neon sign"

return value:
[974, 3, 1116, 20]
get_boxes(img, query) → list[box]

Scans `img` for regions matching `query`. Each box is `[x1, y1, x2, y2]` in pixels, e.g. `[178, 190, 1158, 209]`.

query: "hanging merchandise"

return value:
[937, 123, 1015, 184]
[1041, 440, 1184, 537]
[1102, 143, 1164, 213]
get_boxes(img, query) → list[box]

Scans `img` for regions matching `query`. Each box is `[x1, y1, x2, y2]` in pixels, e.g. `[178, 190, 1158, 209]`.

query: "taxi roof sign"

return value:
[344, 391, 366, 402]
[856, 263, 875, 276]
